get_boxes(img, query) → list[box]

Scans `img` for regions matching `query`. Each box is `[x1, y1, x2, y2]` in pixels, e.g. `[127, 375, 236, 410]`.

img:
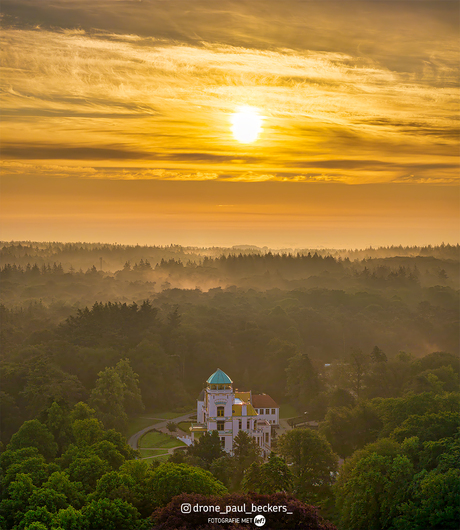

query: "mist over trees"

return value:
[1, 243, 458, 430]
[0, 241, 458, 529]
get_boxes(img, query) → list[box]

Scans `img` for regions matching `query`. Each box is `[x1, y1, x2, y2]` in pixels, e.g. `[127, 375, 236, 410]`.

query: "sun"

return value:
[231, 106, 263, 143]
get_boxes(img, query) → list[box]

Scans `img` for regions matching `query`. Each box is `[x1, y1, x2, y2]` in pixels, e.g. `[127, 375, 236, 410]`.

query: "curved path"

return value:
[128, 411, 195, 450]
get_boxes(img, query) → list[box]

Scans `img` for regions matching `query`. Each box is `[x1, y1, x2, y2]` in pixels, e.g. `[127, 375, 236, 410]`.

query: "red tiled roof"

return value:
[252, 393, 279, 408]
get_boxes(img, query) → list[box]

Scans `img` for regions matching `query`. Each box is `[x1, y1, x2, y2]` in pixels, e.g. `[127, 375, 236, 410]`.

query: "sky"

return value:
[1, 0, 459, 248]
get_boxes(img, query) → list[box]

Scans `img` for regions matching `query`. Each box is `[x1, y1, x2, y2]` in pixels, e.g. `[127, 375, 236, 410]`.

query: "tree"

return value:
[406, 366, 459, 394]
[7, 420, 57, 461]
[370, 346, 387, 363]
[335, 452, 414, 530]
[242, 453, 293, 494]
[18, 506, 54, 529]
[320, 401, 382, 457]
[70, 402, 97, 422]
[90, 461, 157, 517]
[82, 498, 141, 530]
[229, 431, 262, 491]
[286, 352, 321, 411]
[72, 418, 104, 446]
[89, 367, 127, 433]
[328, 388, 355, 409]
[41, 402, 72, 454]
[67, 455, 110, 493]
[91, 440, 126, 470]
[395, 467, 460, 530]
[148, 462, 227, 507]
[334, 433, 460, 530]
[27, 487, 68, 513]
[233, 431, 262, 468]
[0, 473, 36, 528]
[167, 306, 181, 329]
[277, 428, 338, 504]
[41, 471, 86, 510]
[166, 421, 177, 433]
[209, 455, 236, 490]
[54, 505, 86, 529]
[347, 348, 370, 398]
[114, 358, 144, 416]
[390, 411, 459, 443]
[187, 431, 225, 467]
[0, 392, 22, 444]
[22, 357, 85, 416]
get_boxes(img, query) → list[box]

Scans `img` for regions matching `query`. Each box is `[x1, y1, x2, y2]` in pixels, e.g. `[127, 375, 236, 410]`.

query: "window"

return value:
[238, 420, 242, 430]
[220, 437, 225, 448]
[217, 421, 224, 431]
[271, 408, 275, 415]
[217, 406, 224, 417]
[265, 409, 270, 415]
[265, 433, 269, 443]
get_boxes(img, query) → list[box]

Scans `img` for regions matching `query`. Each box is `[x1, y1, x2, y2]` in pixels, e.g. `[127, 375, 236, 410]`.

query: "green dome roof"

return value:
[207, 369, 233, 385]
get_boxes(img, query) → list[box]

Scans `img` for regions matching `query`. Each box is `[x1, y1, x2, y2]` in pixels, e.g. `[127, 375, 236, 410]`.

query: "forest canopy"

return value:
[0, 242, 458, 529]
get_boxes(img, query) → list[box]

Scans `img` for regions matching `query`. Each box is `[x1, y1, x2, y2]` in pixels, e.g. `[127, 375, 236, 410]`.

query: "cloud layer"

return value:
[1, 0, 459, 184]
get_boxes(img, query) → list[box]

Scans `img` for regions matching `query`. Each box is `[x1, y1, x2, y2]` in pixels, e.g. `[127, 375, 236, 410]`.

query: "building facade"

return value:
[190, 369, 279, 457]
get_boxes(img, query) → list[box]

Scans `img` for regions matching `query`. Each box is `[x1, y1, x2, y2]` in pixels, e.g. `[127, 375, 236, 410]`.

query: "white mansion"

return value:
[188, 368, 279, 456]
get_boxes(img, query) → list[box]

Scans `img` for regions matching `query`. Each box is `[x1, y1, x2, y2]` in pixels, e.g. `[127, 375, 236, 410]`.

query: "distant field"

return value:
[279, 404, 299, 418]
[139, 431, 186, 449]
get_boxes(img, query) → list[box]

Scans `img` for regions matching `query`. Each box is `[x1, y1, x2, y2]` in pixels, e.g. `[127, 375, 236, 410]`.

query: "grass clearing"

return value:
[279, 403, 300, 419]
[139, 449, 169, 458]
[153, 454, 170, 463]
[126, 417, 161, 439]
[152, 411, 189, 420]
[177, 422, 192, 433]
[139, 430, 186, 449]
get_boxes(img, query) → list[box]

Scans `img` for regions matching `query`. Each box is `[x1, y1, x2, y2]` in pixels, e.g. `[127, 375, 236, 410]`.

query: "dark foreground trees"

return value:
[0, 401, 229, 530]
[334, 421, 460, 530]
[152, 492, 337, 529]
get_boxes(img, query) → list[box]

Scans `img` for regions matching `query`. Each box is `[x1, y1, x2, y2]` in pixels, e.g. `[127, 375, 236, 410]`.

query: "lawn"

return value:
[152, 454, 169, 463]
[139, 430, 186, 449]
[126, 417, 161, 439]
[177, 421, 192, 433]
[279, 403, 300, 419]
[126, 409, 193, 439]
[139, 449, 169, 458]
[151, 411, 190, 420]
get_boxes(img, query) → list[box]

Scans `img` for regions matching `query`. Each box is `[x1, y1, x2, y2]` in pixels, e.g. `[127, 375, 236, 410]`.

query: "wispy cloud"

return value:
[0, 1, 459, 185]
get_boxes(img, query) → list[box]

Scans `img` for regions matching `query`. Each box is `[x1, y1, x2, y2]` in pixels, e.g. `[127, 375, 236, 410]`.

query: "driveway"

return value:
[128, 411, 195, 450]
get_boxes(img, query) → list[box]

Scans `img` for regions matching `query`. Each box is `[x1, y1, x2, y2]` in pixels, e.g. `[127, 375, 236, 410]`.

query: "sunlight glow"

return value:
[231, 106, 263, 143]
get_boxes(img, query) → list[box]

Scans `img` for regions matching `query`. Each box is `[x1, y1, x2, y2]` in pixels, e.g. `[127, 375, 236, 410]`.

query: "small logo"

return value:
[181, 503, 191, 514]
[254, 514, 266, 527]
